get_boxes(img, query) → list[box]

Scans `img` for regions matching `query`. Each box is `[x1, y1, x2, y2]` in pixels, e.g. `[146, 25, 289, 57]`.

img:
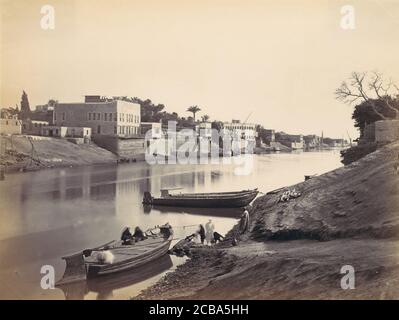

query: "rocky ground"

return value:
[136, 142, 399, 299]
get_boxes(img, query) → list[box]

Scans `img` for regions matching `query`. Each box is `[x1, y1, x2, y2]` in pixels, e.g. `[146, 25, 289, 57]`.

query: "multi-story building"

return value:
[0, 116, 22, 135]
[221, 120, 257, 152]
[53, 96, 141, 138]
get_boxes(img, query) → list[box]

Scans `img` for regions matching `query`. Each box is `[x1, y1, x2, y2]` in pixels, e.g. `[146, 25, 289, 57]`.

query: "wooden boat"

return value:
[56, 224, 173, 285]
[57, 255, 174, 300]
[142, 188, 259, 208]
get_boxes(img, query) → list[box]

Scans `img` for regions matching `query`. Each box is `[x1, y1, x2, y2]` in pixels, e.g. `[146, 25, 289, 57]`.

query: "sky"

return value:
[1, 0, 399, 138]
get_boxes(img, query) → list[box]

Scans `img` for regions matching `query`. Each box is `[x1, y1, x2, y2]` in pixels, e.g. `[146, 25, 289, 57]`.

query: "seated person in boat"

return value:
[121, 227, 134, 245]
[133, 226, 147, 241]
[160, 222, 174, 239]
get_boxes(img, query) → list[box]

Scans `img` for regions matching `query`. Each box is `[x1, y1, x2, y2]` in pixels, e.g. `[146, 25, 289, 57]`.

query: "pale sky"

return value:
[1, 0, 399, 138]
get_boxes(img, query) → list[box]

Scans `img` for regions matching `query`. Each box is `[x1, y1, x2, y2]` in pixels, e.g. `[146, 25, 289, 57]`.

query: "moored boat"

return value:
[142, 188, 258, 208]
[56, 224, 173, 285]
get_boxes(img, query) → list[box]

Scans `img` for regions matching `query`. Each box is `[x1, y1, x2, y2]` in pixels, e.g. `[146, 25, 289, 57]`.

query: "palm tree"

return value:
[201, 114, 210, 122]
[187, 105, 201, 122]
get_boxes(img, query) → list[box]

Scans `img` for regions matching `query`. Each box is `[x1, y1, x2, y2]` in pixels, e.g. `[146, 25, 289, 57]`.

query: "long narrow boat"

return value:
[142, 188, 258, 208]
[56, 224, 173, 285]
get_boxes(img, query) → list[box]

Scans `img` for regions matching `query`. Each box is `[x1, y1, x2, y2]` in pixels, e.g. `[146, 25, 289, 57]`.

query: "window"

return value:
[54, 113, 57, 121]
[97, 113, 101, 120]
[62, 113, 66, 121]
[97, 125, 101, 134]
[114, 126, 117, 134]
[110, 113, 113, 121]
[114, 113, 117, 121]
[104, 113, 108, 121]
[88, 113, 92, 120]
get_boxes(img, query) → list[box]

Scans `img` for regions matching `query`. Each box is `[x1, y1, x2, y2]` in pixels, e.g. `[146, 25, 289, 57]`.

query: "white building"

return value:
[222, 120, 257, 152]
[141, 122, 162, 139]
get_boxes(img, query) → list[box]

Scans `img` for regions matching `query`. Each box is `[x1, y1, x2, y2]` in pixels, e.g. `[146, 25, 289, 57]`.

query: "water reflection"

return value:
[0, 150, 343, 299]
[57, 255, 173, 300]
[150, 206, 244, 218]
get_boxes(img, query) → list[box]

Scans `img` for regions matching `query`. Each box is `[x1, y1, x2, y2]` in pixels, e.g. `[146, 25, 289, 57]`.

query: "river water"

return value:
[0, 150, 342, 299]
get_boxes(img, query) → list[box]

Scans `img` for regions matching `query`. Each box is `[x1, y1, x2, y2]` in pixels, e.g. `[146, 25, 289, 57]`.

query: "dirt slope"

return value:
[137, 142, 399, 300]
[1, 136, 117, 171]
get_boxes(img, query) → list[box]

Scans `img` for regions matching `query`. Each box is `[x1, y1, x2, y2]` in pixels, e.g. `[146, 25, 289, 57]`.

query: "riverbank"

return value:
[136, 141, 399, 299]
[0, 136, 118, 172]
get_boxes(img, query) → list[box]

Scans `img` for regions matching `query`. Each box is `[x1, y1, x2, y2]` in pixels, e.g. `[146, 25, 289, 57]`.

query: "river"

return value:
[0, 150, 343, 299]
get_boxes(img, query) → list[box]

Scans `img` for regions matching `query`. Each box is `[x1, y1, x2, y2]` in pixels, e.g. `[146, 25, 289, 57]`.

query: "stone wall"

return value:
[362, 122, 376, 142]
[93, 135, 145, 160]
[0, 119, 22, 135]
[375, 120, 399, 143]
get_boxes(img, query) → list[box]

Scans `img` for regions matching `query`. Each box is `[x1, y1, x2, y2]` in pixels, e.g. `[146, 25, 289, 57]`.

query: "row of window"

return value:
[53, 113, 66, 121]
[95, 125, 140, 135]
[88, 112, 140, 123]
[225, 126, 256, 130]
[52, 112, 140, 123]
[118, 126, 140, 135]
[2, 120, 20, 126]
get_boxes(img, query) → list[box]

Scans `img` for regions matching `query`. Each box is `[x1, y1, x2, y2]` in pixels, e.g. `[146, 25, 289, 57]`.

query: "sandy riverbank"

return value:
[0, 136, 118, 172]
[136, 141, 399, 299]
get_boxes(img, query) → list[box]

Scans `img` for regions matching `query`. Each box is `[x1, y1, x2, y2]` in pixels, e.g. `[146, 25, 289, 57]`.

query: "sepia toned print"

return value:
[1, 0, 399, 301]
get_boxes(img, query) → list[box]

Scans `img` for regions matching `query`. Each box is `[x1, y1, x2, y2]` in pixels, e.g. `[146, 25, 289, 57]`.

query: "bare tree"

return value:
[335, 71, 399, 120]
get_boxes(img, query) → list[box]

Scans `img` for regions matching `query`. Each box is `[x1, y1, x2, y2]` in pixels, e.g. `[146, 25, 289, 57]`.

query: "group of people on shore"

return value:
[189, 208, 251, 246]
[183, 219, 225, 246]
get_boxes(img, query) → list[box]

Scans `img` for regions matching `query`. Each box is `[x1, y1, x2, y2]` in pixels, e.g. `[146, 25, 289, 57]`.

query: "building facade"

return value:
[53, 96, 141, 138]
[276, 132, 304, 150]
[0, 117, 22, 135]
[141, 122, 162, 139]
[221, 120, 257, 152]
[22, 120, 49, 136]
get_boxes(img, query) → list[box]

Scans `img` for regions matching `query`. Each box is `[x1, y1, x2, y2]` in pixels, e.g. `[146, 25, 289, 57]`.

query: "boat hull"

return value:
[149, 190, 258, 208]
[86, 239, 171, 277]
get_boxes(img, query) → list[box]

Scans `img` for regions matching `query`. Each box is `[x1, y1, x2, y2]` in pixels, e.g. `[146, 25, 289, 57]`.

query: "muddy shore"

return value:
[136, 142, 399, 299]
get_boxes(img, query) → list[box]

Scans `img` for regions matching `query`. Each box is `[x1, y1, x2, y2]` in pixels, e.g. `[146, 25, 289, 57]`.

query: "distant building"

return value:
[222, 120, 257, 152]
[22, 120, 49, 136]
[0, 116, 22, 135]
[275, 132, 304, 150]
[42, 126, 92, 138]
[141, 122, 162, 139]
[35, 104, 54, 112]
[262, 129, 275, 145]
[195, 122, 212, 138]
[303, 135, 321, 149]
[53, 96, 141, 138]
